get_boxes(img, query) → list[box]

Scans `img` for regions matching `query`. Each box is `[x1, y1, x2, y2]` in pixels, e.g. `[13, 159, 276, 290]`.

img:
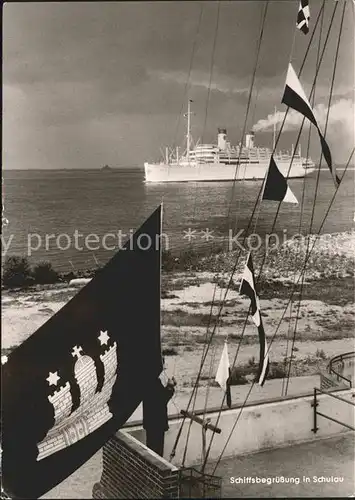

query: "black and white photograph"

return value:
[1, 0, 355, 498]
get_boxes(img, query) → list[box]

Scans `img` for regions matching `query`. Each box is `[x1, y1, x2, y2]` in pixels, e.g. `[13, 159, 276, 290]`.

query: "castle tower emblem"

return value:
[37, 331, 118, 461]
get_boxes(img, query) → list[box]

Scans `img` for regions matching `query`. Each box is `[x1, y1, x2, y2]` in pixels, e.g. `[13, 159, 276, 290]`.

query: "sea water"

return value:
[2, 167, 354, 272]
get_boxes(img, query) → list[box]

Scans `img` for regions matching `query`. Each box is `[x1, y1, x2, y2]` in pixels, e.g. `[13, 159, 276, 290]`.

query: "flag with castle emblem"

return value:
[1, 206, 163, 499]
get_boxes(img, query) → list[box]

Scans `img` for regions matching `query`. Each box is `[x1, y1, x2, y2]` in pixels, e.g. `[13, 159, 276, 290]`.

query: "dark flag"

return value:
[1, 206, 163, 499]
[239, 254, 269, 386]
[296, 0, 310, 34]
[282, 63, 340, 186]
[263, 156, 298, 204]
[215, 341, 232, 408]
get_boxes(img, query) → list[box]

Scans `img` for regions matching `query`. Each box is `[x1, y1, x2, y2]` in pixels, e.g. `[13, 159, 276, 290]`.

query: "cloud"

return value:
[151, 69, 250, 96]
[3, 0, 353, 169]
[252, 98, 354, 133]
[252, 98, 354, 163]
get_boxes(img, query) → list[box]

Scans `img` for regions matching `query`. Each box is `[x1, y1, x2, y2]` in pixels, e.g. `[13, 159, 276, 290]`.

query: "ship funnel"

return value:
[218, 128, 227, 150]
[245, 131, 255, 148]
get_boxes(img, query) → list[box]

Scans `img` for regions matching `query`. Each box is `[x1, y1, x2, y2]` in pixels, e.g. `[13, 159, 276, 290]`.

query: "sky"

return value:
[3, 0, 354, 169]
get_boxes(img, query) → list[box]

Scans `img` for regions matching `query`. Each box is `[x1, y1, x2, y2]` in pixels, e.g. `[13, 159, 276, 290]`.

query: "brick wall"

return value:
[92, 431, 179, 499]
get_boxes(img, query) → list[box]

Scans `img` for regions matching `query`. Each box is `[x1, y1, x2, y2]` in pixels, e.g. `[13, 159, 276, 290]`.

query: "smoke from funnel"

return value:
[252, 98, 354, 163]
[252, 99, 353, 133]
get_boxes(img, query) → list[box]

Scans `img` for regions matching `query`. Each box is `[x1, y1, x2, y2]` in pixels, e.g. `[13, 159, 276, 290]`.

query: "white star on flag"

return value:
[183, 228, 197, 242]
[46, 371, 60, 386]
[200, 228, 214, 241]
[71, 345, 83, 359]
[98, 330, 109, 345]
[1, 355, 8, 365]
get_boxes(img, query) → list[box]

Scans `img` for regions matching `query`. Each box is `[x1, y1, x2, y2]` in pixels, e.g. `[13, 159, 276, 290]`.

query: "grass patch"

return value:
[229, 366, 250, 385]
[162, 309, 224, 327]
[267, 362, 287, 380]
[315, 316, 355, 336]
[161, 291, 179, 299]
[162, 275, 202, 293]
[259, 277, 354, 306]
[26, 289, 77, 303]
[315, 348, 327, 360]
[227, 360, 287, 383]
[162, 347, 178, 356]
[179, 302, 205, 309]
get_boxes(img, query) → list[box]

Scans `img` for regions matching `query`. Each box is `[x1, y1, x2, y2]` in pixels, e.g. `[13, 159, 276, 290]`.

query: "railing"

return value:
[328, 351, 354, 388]
[311, 387, 355, 434]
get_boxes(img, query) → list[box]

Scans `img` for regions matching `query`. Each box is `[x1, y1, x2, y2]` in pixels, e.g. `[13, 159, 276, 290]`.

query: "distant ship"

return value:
[144, 101, 315, 183]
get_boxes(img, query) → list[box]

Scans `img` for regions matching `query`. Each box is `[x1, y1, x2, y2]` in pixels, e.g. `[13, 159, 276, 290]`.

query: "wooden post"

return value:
[201, 418, 211, 465]
[311, 387, 318, 433]
[180, 410, 222, 434]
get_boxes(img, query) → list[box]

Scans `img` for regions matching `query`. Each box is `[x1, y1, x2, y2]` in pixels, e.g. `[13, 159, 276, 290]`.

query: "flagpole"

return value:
[159, 199, 164, 373]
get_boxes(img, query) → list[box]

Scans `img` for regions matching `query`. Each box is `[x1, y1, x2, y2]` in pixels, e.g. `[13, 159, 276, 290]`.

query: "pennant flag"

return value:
[282, 63, 340, 186]
[239, 254, 269, 386]
[215, 341, 232, 408]
[263, 156, 298, 204]
[2, 206, 163, 499]
[296, 0, 310, 34]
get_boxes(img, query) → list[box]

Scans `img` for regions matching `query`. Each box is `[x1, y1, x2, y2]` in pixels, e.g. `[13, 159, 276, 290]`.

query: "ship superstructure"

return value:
[144, 101, 315, 183]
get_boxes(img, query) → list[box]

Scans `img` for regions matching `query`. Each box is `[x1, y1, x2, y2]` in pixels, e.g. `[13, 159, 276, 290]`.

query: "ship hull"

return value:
[144, 160, 314, 183]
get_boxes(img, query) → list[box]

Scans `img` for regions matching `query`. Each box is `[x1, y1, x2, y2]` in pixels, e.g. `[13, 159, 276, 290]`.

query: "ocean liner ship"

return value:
[144, 101, 315, 183]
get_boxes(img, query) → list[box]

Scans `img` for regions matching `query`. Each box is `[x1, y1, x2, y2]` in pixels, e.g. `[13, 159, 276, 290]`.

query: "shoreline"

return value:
[2, 229, 355, 288]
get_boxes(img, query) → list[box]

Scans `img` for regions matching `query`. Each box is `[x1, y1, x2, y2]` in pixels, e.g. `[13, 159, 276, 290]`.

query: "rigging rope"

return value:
[172, 0, 270, 464]
[284, 0, 346, 396]
[201, 0, 339, 468]
[169, 0, 327, 461]
[172, 3, 204, 151]
[226, 1, 270, 234]
[252, 0, 339, 282]
[169, 3, 204, 381]
[201, 287, 226, 418]
[211, 145, 354, 474]
[180, 278, 220, 466]
[170, 0, 337, 463]
[281, 0, 326, 397]
[201, 2, 221, 145]
[179, 1, 224, 466]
